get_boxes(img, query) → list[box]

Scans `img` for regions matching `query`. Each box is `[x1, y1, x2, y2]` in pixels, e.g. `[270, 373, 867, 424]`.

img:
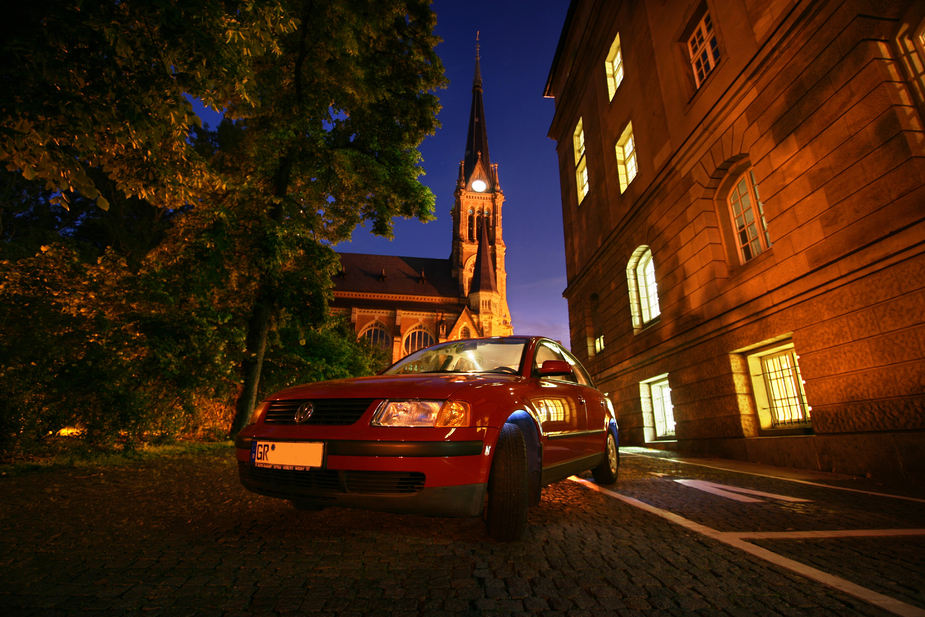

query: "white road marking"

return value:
[674, 478, 812, 503]
[729, 529, 925, 540]
[624, 450, 925, 504]
[570, 476, 925, 617]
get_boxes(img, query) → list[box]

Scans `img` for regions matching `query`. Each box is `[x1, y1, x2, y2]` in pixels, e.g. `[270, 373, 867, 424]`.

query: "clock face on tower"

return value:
[471, 179, 487, 192]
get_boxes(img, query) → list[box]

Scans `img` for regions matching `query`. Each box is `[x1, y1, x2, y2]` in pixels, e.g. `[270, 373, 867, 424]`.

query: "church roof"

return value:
[463, 46, 491, 184]
[333, 252, 459, 298]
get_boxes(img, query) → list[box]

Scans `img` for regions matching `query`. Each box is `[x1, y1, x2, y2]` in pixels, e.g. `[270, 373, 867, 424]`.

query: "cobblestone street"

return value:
[2, 447, 923, 617]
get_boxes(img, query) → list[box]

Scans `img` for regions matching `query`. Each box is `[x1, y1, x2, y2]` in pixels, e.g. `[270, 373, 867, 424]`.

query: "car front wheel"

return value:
[485, 423, 529, 541]
[592, 430, 619, 484]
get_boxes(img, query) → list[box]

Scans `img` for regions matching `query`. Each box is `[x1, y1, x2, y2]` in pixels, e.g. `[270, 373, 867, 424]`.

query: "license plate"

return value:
[251, 441, 324, 470]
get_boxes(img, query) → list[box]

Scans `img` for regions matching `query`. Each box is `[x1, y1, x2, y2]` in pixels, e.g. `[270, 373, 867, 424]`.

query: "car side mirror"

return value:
[538, 360, 574, 377]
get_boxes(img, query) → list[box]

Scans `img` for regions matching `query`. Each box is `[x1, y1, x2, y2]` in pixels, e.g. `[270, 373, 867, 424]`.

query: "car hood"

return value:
[267, 373, 519, 402]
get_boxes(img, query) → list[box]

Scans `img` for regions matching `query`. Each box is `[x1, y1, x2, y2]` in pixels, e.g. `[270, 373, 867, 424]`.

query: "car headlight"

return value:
[371, 400, 471, 427]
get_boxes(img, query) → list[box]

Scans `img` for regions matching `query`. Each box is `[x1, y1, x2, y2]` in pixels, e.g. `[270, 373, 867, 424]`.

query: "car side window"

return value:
[533, 342, 578, 384]
[560, 348, 593, 387]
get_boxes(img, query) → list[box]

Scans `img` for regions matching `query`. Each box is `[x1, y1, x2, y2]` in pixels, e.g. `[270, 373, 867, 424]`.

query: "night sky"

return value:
[336, 1, 573, 346]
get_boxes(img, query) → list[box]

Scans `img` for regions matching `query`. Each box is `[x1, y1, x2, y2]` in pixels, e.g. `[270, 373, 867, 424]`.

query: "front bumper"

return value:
[235, 431, 495, 517]
[238, 461, 486, 516]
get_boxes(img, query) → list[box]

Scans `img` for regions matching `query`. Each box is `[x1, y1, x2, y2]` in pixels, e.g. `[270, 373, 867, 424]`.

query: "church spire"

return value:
[469, 217, 497, 295]
[463, 32, 491, 185]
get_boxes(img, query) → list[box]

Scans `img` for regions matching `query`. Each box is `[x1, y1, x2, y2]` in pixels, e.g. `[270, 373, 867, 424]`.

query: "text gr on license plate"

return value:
[251, 441, 324, 470]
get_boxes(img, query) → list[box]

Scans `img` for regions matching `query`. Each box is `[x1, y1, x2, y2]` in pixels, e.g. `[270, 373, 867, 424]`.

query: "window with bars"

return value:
[360, 323, 391, 350]
[727, 169, 771, 262]
[615, 122, 637, 193]
[688, 11, 720, 88]
[605, 33, 624, 100]
[746, 342, 812, 429]
[402, 327, 434, 355]
[895, 16, 925, 117]
[574, 118, 589, 203]
[640, 374, 676, 440]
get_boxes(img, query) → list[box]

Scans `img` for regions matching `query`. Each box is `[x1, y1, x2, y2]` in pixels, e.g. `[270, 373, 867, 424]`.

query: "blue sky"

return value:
[337, 0, 573, 346]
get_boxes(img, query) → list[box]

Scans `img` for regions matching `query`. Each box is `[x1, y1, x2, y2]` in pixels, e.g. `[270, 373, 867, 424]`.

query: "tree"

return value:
[214, 2, 444, 433]
[1, 0, 287, 210]
[1, 0, 444, 439]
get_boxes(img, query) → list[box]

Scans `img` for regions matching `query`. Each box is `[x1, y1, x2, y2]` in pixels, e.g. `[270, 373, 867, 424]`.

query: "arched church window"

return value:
[359, 323, 391, 350]
[468, 209, 475, 242]
[403, 326, 434, 355]
[463, 255, 476, 295]
[459, 326, 471, 339]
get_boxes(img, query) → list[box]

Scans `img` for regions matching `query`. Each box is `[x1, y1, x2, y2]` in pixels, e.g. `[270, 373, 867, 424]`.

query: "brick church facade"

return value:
[332, 51, 513, 363]
[545, 0, 925, 484]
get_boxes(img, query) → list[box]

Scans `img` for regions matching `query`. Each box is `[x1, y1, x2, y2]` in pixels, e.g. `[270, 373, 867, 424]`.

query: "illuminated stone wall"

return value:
[545, 0, 925, 484]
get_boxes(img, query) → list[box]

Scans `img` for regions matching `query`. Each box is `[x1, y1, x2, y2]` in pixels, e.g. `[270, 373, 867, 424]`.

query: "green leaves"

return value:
[1, 0, 446, 448]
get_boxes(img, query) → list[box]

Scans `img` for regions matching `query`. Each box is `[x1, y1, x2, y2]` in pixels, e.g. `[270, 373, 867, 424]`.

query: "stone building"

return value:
[544, 0, 925, 484]
[332, 51, 513, 363]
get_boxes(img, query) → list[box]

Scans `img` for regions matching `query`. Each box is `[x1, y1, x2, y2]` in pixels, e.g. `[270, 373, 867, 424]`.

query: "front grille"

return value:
[240, 463, 425, 494]
[263, 398, 375, 425]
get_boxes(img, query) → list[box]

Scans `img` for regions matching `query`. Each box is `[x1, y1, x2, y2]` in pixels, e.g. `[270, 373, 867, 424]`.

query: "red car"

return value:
[235, 336, 619, 540]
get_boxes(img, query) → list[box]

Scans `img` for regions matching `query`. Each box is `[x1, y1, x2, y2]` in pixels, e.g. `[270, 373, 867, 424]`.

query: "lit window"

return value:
[402, 326, 434, 355]
[615, 122, 637, 193]
[594, 335, 605, 354]
[576, 159, 589, 203]
[360, 323, 391, 350]
[626, 245, 660, 330]
[688, 11, 720, 88]
[745, 342, 812, 429]
[573, 118, 586, 162]
[895, 18, 925, 116]
[640, 374, 675, 440]
[574, 118, 589, 203]
[727, 169, 771, 262]
[605, 34, 624, 100]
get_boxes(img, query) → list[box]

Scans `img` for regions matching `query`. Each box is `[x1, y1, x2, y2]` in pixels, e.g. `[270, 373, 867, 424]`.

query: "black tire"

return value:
[592, 430, 619, 484]
[485, 423, 529, 541]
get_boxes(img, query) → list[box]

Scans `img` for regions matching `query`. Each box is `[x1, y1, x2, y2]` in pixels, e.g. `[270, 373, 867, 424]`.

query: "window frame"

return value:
[894, 12, 925, 119]
[594, 334, 605, 354]
[640, 374, 676, 441]
[626, 245, 661, 331]
[359, 322, 391, 350]
[745, 342, 812, 431]
[615, 121, 637, 193]
[573, 118, 589, 203]
[605, 33, 625, 101]
[726, 169, 771, 262]
[687, 9, 721, 89]
[402, 326, 435, 356]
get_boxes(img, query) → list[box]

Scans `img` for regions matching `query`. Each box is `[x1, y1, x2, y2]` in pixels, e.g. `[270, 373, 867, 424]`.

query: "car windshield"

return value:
[384, 338, 528, 376]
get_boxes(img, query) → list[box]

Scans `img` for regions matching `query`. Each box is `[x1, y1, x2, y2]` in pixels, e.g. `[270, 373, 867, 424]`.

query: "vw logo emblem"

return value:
[294, 402, 315, 424]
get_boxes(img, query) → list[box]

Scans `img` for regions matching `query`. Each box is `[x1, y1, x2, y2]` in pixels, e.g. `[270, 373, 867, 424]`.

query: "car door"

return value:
[529, 340, 593, 474]
[558, 345, 610, 454]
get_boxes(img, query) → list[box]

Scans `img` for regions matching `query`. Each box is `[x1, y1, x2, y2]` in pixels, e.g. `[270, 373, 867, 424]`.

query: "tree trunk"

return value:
[230, 298, 272, 435]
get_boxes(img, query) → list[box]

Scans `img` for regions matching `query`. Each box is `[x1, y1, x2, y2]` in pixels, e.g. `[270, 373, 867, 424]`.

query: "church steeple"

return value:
[449, 36, 512, 337]
[463, 33, 491, 187]
[469, 217, 497, 295]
